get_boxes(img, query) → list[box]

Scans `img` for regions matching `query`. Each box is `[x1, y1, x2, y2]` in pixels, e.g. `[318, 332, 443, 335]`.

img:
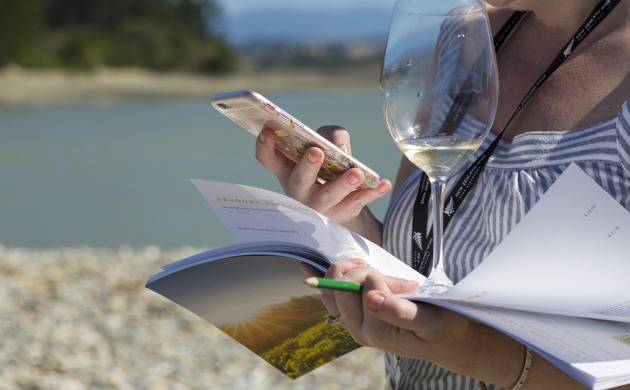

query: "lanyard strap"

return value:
[411, 0, 620, 275]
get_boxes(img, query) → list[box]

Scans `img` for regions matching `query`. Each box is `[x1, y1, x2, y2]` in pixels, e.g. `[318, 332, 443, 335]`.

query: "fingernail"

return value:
[259, 132, 266, 143]
[338, 144, 350, 153]
[307, 148, 319, 163]
[378, 181, 390, 193]
[367, 292, 385, 311]
[348, 173, 361, 185]
[351, 258, 365, 265]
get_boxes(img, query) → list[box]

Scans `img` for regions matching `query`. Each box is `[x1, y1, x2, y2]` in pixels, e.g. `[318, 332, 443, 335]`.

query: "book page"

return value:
[192, 179, 346, 256]
[191, 179, 423, 282]
[409, 164, 630, 322]
[431, 300, 630, 389]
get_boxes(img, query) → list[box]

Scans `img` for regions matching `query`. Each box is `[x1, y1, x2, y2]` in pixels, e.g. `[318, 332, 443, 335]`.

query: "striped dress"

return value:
[381, 94, 630, 389]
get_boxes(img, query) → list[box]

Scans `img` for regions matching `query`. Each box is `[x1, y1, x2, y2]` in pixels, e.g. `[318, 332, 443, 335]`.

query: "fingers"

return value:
[255, 128, 295, 182]
[364, 288, 471, 346]
[320, 259, 367, 317]
[317, 261, 471, 358]
[364, 290, 421, 329]
[256, 125, 391, 223]
[361, 273, 429, 332]
[256, 125, 357, 193]
[364, 272, 420, 295]
[325, 258, 368, 279]
[351, 272, 420, 339]
[256, 127, 324, 197]
[283, 147, 325, 200]
[327, 263, 374, 331]
[317, 125, 352, 154]
[307, 168, 363, 207]
[323, 262, 420, 335]
[299, 262, 324, 278]
[313, 177, 392, 222]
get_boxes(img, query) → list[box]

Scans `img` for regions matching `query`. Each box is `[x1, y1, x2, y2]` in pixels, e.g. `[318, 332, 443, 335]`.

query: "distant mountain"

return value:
[221, 7, 392, 44]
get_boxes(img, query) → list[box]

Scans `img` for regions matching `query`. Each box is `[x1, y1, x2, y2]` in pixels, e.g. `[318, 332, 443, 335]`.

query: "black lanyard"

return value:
[411, 0, 620, 275]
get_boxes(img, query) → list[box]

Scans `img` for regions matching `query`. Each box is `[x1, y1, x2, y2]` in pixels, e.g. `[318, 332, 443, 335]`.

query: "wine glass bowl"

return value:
[381, 0, 498, 294]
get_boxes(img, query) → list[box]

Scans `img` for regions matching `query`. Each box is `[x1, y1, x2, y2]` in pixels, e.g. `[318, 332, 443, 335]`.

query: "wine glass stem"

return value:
[430, 176, 447, 274]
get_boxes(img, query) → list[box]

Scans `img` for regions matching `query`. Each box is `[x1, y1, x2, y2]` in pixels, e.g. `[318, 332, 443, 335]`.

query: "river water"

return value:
[0, 90, 401, 248]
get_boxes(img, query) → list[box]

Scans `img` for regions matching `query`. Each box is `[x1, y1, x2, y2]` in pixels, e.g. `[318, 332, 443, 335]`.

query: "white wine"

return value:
[399, 137, 481, 178]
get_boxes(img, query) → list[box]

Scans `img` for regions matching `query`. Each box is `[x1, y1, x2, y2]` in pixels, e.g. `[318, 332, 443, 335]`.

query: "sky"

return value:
[218, 0, 397, 17]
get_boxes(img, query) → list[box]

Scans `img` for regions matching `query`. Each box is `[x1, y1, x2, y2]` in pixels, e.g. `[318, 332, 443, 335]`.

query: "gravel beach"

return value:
[1, 64, 387, 389]
[0, 244, 385, 390]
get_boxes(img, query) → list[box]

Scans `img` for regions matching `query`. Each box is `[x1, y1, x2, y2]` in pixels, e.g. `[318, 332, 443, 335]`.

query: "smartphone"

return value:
[211, 90, 382, 188]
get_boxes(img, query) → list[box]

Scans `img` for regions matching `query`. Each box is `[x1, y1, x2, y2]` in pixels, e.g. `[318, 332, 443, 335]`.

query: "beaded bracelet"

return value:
[476, 346, 533, 390]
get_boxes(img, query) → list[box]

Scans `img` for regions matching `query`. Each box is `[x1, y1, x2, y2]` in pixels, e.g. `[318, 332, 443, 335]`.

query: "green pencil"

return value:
[304, 277, 363, 293]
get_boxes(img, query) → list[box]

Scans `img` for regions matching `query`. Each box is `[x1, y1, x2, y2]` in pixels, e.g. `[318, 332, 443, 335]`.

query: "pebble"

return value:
[0, 244, 385, 390]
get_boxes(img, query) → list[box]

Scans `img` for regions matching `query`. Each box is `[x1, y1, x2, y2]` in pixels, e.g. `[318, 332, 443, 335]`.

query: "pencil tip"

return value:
[304, 277, 318, 287]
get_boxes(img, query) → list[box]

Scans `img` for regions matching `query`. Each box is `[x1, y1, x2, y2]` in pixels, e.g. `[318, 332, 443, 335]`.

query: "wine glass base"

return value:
[418, 282, 452, 295]
[418, 269, 454, 296]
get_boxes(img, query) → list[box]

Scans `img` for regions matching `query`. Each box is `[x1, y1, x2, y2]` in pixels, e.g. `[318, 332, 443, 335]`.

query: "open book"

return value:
[146, 164, 630, 389]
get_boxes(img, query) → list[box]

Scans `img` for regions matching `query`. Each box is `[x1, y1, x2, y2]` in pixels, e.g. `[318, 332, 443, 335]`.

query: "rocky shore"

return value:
[0, 244, 385, 390]
[0, 66, 379, 107]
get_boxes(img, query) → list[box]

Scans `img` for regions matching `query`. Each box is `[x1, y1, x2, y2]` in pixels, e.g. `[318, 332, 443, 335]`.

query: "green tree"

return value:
[1, 0, 237, 72]
[0, 0, 46, 66]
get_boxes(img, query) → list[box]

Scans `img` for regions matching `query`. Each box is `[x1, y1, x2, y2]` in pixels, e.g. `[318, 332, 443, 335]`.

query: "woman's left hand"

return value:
[324, 259, 478, 368]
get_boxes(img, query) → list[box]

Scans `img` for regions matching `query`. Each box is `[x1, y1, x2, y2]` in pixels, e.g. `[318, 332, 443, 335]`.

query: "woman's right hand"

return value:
[255, 125, 391, 236]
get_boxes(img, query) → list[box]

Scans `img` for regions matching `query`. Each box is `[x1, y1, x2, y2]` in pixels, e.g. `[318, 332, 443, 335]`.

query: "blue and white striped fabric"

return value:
[381, 95, 630, 389]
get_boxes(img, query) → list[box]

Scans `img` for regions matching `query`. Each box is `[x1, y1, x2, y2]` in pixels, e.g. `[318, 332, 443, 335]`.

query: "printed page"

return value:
[191, 179, 423, 282]
[431, 300, 630, 389]
[408, 164, 630, 322]
[192, 180, 340, 253]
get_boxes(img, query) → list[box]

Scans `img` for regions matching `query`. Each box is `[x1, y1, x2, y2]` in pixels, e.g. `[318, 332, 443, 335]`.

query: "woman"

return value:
[256, 0, 630, 388]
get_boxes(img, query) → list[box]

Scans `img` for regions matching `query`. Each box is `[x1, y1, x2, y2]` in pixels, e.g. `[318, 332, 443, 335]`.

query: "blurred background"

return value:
[0, 0, 401, 389]
[0, 0, 401, 249]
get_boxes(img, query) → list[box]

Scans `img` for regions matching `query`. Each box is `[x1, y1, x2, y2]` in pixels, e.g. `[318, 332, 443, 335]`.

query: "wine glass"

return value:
[380, 0, 498, 294]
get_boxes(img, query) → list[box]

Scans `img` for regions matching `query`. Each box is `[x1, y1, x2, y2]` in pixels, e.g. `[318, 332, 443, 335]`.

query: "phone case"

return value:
[211, 90, 381, 188]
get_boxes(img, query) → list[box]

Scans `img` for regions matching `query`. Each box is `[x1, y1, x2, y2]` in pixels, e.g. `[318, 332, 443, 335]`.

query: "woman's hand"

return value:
[322, 260, 481, 370]
[255, 125, 392, 226]
[323, 260, 603, 389]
